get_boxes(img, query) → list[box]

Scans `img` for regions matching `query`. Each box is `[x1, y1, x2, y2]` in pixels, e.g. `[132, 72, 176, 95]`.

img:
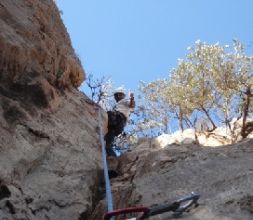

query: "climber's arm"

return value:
[129, 93, 135, 108]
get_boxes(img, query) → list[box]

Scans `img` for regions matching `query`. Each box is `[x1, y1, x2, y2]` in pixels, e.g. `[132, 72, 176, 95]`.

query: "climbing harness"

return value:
[97, 107, 115, 219]
[97, 107, 200, 220]
[103, 192, 200, 220]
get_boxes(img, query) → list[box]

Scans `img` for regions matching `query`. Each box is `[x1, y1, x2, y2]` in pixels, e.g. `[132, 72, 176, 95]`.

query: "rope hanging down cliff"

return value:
[97, 107, 115, 220]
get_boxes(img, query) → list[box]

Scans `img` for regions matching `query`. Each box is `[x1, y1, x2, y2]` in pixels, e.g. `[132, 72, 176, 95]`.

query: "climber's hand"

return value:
[130, 93, 134, 99]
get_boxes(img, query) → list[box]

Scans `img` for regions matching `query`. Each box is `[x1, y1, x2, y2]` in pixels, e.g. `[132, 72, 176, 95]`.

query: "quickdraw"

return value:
[103, 192, 200, 220]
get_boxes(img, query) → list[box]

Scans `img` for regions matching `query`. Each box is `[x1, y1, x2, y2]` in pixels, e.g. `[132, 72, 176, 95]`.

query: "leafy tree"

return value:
[139, 40, 253, 139]
[136, 79, 172, 136]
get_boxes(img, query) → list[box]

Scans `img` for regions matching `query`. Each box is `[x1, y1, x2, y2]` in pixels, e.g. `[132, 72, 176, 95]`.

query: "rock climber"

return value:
[104, 87, 135, 156]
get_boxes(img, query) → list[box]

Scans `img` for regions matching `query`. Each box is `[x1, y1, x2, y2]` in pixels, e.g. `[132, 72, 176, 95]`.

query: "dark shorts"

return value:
[105, 111, 127, 150]
[107, 111, 127, 132]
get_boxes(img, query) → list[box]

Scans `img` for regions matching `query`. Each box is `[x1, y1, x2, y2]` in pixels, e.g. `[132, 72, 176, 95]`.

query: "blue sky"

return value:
[56, 0, 253, 94]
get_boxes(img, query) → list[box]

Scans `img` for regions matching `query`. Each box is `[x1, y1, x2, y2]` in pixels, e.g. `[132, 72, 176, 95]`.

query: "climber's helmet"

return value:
[114, 87, 126, 101]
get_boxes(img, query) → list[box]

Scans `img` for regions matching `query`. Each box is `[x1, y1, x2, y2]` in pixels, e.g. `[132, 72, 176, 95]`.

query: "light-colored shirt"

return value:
[113, 98, 134, 119]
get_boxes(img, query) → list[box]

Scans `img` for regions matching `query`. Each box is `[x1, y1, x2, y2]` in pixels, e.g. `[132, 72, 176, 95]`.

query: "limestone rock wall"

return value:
[0, 91, 106, 220]
[0, 0, 85, 110]
[92, 139, 253, 220]
[0, 1, 107, 219]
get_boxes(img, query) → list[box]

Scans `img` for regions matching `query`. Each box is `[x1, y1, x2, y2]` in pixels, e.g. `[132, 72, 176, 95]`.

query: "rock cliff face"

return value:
[1, 1, 253, 220]
[0, 0, 106, 219]
[93, 138, 253, 220]
[0, 0, 84, 110]
[0, 90, 106, 220]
